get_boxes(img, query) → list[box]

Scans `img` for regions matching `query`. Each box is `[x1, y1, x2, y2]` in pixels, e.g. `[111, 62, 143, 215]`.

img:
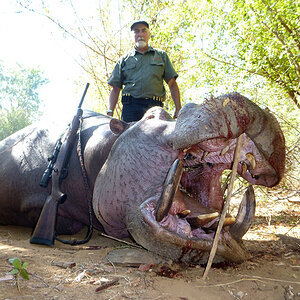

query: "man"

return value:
[107, 20, 181, 122]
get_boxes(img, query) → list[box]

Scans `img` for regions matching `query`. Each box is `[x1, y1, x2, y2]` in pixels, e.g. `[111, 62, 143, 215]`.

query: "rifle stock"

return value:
[30, 83, 89, 245]
[30, 191, 66, 245]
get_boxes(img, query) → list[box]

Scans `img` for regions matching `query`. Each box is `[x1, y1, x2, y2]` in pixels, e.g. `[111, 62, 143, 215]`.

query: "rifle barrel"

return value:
[78, 83, 90, 109]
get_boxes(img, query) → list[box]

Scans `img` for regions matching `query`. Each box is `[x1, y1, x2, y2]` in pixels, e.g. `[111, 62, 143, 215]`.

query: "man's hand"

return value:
[107, 86, 121, 117]
[173, 109, 180, 119]
[168, 78, 181, 119]
[106, 109, 114, 117]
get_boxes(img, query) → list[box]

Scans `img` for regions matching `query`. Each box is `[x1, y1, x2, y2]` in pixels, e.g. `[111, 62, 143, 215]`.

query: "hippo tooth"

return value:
[223, 217, 236, 226]
[177, 209, 191, 218]
[186, 212, 220, 227]
[202, 151, 209, 160]
[242, 162, 248, 174]
[208, 216, 236, 229]
[220, 144, 230, 156]
[155, 159, 183, 222]
[246, 152, 256, 169]
[183, 147, 192, 153]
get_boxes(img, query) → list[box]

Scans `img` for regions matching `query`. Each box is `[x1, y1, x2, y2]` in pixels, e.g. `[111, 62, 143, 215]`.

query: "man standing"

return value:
[107, 20, 181, 122]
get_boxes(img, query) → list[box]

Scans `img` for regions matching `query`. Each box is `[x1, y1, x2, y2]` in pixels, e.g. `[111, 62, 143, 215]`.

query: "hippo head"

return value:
[93, 92, 285, 264]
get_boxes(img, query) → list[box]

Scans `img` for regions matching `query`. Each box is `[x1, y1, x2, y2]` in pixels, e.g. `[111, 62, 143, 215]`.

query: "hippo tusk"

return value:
[155, 159, 183, 222]
[229, 185, 256, 240]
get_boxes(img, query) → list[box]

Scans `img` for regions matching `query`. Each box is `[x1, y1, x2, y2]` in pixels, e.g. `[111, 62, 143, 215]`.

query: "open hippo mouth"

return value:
[130, 93, 285, 264]
[138, 138, 256, 264]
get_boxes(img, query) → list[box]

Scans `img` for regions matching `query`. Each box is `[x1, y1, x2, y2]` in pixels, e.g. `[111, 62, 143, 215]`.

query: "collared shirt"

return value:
[108, 46, 178, 99]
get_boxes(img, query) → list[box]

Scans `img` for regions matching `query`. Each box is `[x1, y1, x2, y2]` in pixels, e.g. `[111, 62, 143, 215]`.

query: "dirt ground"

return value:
[0, 193, 299, 300]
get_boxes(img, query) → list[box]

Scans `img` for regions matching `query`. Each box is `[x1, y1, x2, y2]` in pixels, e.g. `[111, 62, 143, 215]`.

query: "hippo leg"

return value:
[20, 194, 85, 235]
[55, 217, 84, 235]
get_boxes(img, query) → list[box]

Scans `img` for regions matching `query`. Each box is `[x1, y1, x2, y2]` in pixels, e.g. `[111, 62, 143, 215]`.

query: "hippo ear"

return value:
[110, 119, 129, 136]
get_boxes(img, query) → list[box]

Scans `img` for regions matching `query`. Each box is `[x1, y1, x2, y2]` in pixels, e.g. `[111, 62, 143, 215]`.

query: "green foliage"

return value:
[8, 257, 29, 292]
[196, 0, 300, 108]
[17, 0, 299, 191]
[0, 62, 48, 140]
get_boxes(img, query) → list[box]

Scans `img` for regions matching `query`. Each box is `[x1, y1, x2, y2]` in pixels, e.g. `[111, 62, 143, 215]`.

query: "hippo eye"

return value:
[207, 162, 214, 168]
[252, 174, 260, 180]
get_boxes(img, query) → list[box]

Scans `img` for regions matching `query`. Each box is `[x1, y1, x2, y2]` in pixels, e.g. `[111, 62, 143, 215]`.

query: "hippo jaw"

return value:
[125, 93, 285, 264]
[127, 143, 256, 264]
[128, 195, 253, 264]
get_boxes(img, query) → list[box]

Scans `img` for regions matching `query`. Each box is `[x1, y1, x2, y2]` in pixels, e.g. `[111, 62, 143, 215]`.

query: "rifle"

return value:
[30, 83, 90, 246]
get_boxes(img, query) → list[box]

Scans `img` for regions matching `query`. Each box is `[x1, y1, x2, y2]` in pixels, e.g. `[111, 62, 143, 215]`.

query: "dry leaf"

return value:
[223, 98, 230, 107]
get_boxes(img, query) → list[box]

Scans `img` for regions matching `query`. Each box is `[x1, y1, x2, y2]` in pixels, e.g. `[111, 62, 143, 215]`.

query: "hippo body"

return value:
[0, 93, 285, 264]
[0, 112, 125, 233]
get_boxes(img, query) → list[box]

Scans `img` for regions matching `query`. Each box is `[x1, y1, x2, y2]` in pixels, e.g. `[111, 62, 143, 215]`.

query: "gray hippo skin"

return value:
[0, 111, 128, 233]
[0, 93, 285, 264]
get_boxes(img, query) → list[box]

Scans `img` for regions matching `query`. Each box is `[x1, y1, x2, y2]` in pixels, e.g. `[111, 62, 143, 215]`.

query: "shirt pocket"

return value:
[122, 58, 137, 71]
[122, 58, 138, 83]
[150, 56, 164, 67]
[150, 56, 165, 79]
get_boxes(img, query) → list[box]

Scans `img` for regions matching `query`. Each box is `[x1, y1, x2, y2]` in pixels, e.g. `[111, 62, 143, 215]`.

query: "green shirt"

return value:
[108, 46, 178, 99]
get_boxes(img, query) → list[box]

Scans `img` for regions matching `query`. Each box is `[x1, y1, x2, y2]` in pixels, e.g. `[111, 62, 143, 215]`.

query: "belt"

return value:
[121, 94, 164, 107]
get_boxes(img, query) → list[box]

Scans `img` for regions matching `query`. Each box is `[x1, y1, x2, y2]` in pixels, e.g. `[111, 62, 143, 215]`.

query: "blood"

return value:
[155, 265, 182, 278]
[179, 240, 193, 262]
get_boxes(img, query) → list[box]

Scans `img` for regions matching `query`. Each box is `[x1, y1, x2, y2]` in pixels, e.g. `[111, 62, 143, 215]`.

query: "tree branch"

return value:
[203, 52, 264, 76]
[17, 1, 114, 62]
[261, 0, 300, 52]
[249, 5, 300, 77]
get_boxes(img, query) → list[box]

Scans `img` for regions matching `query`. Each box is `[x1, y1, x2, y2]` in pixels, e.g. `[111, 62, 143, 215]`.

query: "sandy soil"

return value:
[0, 194, 299, 300]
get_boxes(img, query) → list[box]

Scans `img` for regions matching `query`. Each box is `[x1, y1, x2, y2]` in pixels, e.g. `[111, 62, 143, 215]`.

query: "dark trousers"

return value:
[121, 96, 163, 122]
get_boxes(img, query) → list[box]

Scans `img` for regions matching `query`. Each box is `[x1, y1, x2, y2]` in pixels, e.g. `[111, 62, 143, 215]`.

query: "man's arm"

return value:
[107, 86, 121, 117]
[168, 77, 181, 118]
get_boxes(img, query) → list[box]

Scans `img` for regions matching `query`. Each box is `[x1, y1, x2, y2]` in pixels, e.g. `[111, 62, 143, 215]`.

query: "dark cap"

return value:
[130, 20, 149, 31]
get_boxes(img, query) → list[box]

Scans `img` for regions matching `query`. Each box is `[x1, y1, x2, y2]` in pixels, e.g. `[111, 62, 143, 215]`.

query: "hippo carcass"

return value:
[0, 92, 285, 264]
[0, 111, 127, 234]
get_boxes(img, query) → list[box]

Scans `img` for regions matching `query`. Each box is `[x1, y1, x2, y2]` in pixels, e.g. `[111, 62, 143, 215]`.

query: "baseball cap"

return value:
[130, 20, 149, 31]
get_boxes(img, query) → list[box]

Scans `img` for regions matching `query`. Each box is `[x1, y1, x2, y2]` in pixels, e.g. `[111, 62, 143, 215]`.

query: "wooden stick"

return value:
[203, 135, 243, 280]
[99, 232, 143, 249]
[95, 279, 119, 292]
